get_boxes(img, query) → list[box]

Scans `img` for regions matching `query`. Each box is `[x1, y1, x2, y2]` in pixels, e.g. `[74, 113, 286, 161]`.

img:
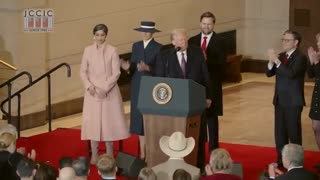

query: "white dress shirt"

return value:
[176, 50, 187, 66]
[201, 32, 213, 47]
[143, 38, 152, 49]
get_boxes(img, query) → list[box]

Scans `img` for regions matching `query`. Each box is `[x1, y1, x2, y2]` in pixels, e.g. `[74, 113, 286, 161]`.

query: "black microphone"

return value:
[175, 46, 181, 52]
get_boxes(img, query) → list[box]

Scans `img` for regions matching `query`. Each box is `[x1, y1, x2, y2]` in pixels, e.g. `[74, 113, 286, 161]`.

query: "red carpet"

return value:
[17, 129, 320, 180]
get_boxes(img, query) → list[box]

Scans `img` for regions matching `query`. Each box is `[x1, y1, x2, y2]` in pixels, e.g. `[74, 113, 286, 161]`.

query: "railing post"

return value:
[17, 94, 21, 138]
[7, 83, 12, 124]
[47, 75, 52, 132]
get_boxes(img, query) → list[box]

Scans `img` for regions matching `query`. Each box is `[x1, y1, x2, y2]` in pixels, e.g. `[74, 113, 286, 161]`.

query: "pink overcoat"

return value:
[80, 42, 129, 141]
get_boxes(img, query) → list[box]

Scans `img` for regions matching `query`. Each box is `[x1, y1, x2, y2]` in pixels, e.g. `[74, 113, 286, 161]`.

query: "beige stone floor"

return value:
[17, 73, 319, 151]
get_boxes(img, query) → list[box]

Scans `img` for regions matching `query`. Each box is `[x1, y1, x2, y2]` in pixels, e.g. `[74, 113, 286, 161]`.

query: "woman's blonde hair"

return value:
[0, 132, 16, 150]
[209, 148, 233, 173]
[138, 167, 157, 180]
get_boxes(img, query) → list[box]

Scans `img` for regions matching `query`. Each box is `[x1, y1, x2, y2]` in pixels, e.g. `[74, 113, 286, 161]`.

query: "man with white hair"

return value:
[58, 167, 76, 180]
[268, 144, 318, 179]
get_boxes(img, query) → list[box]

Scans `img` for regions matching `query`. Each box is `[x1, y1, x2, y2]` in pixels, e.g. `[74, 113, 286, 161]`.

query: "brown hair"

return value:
[283, 30, 302, 47]
[172, 169, 191, 180]
[200, 12, 216, 23]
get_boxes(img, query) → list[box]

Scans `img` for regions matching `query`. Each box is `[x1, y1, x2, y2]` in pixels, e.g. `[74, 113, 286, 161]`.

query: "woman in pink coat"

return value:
[80, 24, 130, 164]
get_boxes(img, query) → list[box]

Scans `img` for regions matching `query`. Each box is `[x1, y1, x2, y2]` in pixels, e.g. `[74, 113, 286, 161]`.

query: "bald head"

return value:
[58, 167, 75, 180]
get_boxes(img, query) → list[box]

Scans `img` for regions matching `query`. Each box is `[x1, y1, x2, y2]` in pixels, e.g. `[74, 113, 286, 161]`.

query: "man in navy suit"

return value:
[266, 30, 308, 167]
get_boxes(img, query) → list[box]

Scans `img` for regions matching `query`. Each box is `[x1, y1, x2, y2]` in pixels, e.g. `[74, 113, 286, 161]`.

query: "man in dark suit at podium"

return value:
[155, 28, 212, 170]
[155, 28, 211, 104]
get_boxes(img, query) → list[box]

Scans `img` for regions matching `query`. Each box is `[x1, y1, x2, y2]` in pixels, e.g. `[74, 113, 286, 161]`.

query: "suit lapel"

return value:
[206, 31, 217, 52]
[194, 33, 202, 45]
[186, 48, 193, 76]
[144, 39, 154, 51]
[287, 49, 299, 65]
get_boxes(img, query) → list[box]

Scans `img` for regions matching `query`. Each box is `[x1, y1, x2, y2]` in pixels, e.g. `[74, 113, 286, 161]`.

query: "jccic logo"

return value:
[23, 9, 54, 32]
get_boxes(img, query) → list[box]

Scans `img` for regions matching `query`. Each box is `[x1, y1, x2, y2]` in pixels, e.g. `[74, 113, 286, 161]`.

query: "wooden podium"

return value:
[137, 76, 206, 167]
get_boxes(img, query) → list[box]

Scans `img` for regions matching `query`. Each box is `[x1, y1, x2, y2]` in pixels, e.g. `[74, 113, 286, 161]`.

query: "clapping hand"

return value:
[308, 47, 319, 65]
[28, 149, 36, 161]
[205, 164, 213, 175]
[120, 59, 130, 71]
[137, 61, 150, 72]
[267, 49, 279, 63]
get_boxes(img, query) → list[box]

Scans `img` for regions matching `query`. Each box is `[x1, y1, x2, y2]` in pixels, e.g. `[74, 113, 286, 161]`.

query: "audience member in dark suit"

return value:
[201, 148, 241, 180]
[189, 11, 226, 169]
[16, 157, 36, 180]
[268, 144, 318, 180]
[97, 154, 117, 180]
[121, 21, 162, 160]
[266, 30, 308, 166]
[0, 132, 22, 180]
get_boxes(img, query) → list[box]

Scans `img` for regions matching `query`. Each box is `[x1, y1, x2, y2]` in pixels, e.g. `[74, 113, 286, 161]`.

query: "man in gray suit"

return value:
[152, 131, 200, 180]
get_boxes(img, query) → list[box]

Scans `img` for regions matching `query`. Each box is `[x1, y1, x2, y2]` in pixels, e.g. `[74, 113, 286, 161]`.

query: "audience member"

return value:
[173, 169, 192, 180]
[97, 154, 117, 180]
[201, 148, 241, 180]
[0, 131, 23, 180]
[59, 156, 73, 169]
[268, 144, 318, 179]
[139, 167, 157, 180]
[152, 131, 200, 180]
[58, 167, 76, 180]
[72, 156, 89, 179]
[34, 162, 58, 180]
[16, 157, 36, 180]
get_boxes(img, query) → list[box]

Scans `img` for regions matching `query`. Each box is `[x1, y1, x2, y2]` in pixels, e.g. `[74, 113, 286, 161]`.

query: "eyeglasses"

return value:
[281, 38, 295, 42]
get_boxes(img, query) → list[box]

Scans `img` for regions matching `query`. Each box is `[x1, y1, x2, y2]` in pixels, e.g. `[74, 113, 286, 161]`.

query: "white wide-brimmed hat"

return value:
[159, 131, 195, 158]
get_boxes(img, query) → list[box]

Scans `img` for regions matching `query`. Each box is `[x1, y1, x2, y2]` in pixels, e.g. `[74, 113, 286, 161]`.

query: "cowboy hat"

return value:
[159, 131, 195, 158]
[134, 21, 161, 33]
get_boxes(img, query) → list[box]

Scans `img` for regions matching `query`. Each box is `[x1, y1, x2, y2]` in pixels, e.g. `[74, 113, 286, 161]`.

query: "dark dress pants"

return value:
[275, 105, 303, 164]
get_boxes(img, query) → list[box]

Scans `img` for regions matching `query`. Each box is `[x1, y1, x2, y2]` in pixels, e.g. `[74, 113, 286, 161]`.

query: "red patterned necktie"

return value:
[201, 36, 207, 52]
[283, 54, 289, 65]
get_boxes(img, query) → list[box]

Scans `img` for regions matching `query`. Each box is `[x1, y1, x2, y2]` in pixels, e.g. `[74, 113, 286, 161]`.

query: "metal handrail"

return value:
[0, 71, 33, 123]
[0, 60, 17, 70]
[1, 63, 71, 137]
